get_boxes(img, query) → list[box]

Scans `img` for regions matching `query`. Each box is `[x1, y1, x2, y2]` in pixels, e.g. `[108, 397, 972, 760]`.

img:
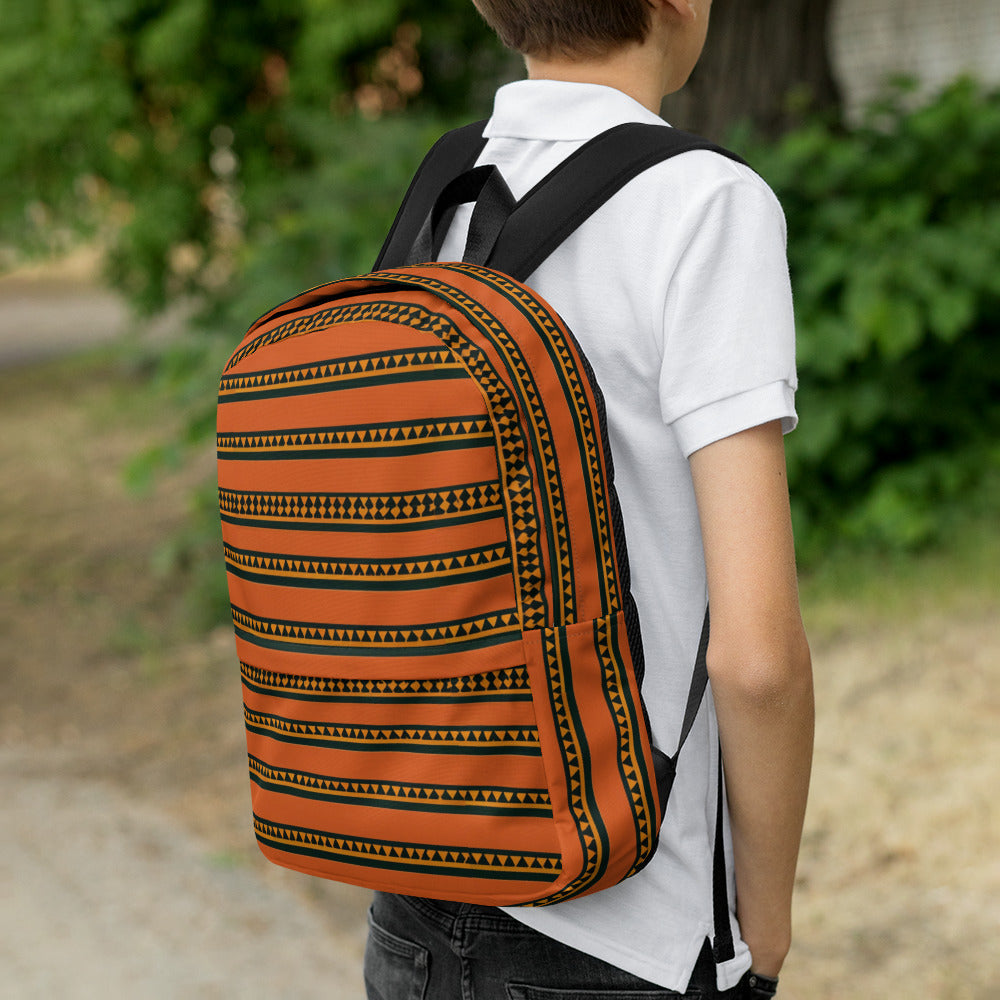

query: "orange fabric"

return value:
[218, 264, 661, 905]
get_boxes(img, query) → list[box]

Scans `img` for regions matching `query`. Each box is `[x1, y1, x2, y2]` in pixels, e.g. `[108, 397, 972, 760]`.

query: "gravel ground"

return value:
[1, 749, 368, 1000]
[3, 258, 997, 1000]
[0, 252, 128, 367]
[1, 264, 373, 999]
[0, 750, 364, 1000]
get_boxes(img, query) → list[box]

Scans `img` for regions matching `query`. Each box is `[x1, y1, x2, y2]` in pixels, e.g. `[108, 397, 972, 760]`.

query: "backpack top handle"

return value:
[402, 163, 517, 267]
[374, 120, 488, 272]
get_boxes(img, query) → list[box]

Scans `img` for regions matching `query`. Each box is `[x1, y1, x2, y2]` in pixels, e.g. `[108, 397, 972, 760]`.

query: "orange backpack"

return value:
[218, 122, 732, 906]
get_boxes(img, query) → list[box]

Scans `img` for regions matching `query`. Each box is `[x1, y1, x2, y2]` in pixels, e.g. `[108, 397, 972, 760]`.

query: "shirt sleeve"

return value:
[657, 162, 798, 458]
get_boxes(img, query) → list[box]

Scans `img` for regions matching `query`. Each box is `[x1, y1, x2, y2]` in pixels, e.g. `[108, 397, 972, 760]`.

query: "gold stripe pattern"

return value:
[219, 347, 461, 400]
[248, 756, 552, 815]
[227, 300, 441, 372]
[232, 605, 520, 653]
[244, 708, 541, 753]
[240, 662, 532, 701]
[218, 483, 504, 528]
[224, 542, 511, 587]
[218, 416, 493, 458]
[460, 262, 622, 614]
[254, 814, 561, 879]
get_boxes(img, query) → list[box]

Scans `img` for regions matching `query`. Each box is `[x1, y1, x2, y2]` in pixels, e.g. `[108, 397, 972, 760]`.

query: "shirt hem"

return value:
[499, 908, 735, 993]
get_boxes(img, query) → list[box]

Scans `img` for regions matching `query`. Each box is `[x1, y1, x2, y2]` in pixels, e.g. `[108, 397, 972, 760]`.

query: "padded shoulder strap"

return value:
[377, 121, 744, 279]
[487, 123, 746, 282]
[374, 120, 488, 271]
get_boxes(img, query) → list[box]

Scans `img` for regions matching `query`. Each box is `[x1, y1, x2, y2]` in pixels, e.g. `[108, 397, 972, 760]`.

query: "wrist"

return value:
[737, 926, 789, 980]
[745, 971, 779, 998]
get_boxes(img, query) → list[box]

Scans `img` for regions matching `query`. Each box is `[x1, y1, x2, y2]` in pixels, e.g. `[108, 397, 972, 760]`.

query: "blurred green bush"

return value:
[0, 0, 507, 297]
[2, 2, 997, 608]
[0, 0, 506, 625]
[748, 79, 1000, 562]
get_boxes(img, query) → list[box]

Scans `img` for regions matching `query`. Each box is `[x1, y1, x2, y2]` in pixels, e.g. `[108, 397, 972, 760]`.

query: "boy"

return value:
[364, 2, 814, 997]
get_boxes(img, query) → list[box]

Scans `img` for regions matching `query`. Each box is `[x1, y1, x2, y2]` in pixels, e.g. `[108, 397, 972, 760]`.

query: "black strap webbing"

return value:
[651, 605, 711, 819]
[406, 164, 516, 267]
[373, 119, 488, 272]
[677, 605, 711, 756]
[376, 120, 745, 282]
[487, 124, 745, 282]
[685, 612, 732, 962]
[713, 752, 736, 962]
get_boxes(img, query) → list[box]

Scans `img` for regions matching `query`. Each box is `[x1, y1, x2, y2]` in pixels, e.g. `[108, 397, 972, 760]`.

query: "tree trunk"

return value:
[661, 0, 842, 140]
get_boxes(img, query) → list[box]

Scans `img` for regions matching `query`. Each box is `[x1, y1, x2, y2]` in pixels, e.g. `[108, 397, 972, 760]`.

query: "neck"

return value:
[524, 44, 671, 115]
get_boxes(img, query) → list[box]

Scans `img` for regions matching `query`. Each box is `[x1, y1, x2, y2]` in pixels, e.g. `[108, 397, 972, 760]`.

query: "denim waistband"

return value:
[385, 892, 723, 993]
[394, 893, 525, 935]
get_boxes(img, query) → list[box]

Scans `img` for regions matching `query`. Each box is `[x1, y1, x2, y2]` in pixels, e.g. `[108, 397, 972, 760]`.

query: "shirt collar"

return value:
[484, 80, 669, 141]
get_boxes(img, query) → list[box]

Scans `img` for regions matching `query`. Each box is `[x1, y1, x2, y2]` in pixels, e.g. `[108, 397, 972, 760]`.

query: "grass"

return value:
[799, 515, 999, 641]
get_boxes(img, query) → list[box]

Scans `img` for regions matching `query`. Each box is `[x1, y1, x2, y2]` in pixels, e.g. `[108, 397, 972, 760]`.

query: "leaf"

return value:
[842, 478, 936, 550]
[926, 286, 976, 343]
[879, 297, 924, 360]
[135, 0, 208, 77]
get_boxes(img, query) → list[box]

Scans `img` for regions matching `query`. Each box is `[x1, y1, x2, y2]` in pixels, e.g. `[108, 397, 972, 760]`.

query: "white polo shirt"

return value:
[439, 80, 798, 993]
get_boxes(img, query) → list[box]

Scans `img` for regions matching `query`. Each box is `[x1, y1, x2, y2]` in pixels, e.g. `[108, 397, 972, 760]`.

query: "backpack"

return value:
[217, 121, 736, 906]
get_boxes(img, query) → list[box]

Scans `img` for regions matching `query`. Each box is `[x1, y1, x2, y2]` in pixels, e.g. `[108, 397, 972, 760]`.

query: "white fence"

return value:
[830, 0, 1000, 115]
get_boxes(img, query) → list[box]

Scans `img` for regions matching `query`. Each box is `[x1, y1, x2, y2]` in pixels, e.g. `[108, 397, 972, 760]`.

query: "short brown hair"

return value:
[472, 0, 652, 58]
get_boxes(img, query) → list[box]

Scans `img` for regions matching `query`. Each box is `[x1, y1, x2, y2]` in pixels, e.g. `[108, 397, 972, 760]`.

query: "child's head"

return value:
[472, 0, 653, 60]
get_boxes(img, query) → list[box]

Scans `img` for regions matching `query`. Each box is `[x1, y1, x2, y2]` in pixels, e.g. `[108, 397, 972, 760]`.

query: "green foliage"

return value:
[0, 1, 505, 621]
[5, 2, 997, 607]
[0, 0, 506, 300]
[747, 79, 1000, 562]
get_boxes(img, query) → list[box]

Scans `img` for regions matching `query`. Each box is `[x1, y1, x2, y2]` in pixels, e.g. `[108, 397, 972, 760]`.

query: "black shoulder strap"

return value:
[713, 750, 735, 962]
[376, 120, 745, 282]
[677, 604, 711, 757]
[650, 603, 710, 821]
[373, 120, 488, 271]
[487, 123, 745, 282]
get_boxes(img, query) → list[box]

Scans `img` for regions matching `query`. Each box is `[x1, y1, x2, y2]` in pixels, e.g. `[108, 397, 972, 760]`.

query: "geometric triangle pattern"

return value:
[247, 754, 553, 817]
[218, 481, 504, 531]
[224, 300, 443, 373]
[218, 415, 494, 461]
[528, 624, 607, 905]
[446, 281, 577, 626]
[448, 262, 622, 615]
[232, 604, 521, 655]
[243, 707, 543, 756]
[240, 661, 533, 704]
[394, 295, 549, 630]
[223, 540, 512, 591]
[372, 265, 622, 624]
[219, 346, 462, 403]
[253, 813, 561, 882]
[591, 613, 658, 880]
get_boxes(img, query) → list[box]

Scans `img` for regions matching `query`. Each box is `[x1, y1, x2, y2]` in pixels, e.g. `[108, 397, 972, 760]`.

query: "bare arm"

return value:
[689, 420, 814, 978]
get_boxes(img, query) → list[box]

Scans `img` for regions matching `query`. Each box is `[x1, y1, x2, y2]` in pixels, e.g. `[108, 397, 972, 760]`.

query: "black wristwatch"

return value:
[745, 971, 779, 998]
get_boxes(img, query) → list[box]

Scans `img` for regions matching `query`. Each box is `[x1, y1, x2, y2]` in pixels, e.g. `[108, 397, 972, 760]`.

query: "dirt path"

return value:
[0, 272, 374, 999]
[1, 747, 367, 1000]
[2, 271, 997, 999]
[0, 252, 128, 367]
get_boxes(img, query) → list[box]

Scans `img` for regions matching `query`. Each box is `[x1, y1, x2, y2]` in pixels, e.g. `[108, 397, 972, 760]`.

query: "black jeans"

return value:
[364, 891, 754, 999]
